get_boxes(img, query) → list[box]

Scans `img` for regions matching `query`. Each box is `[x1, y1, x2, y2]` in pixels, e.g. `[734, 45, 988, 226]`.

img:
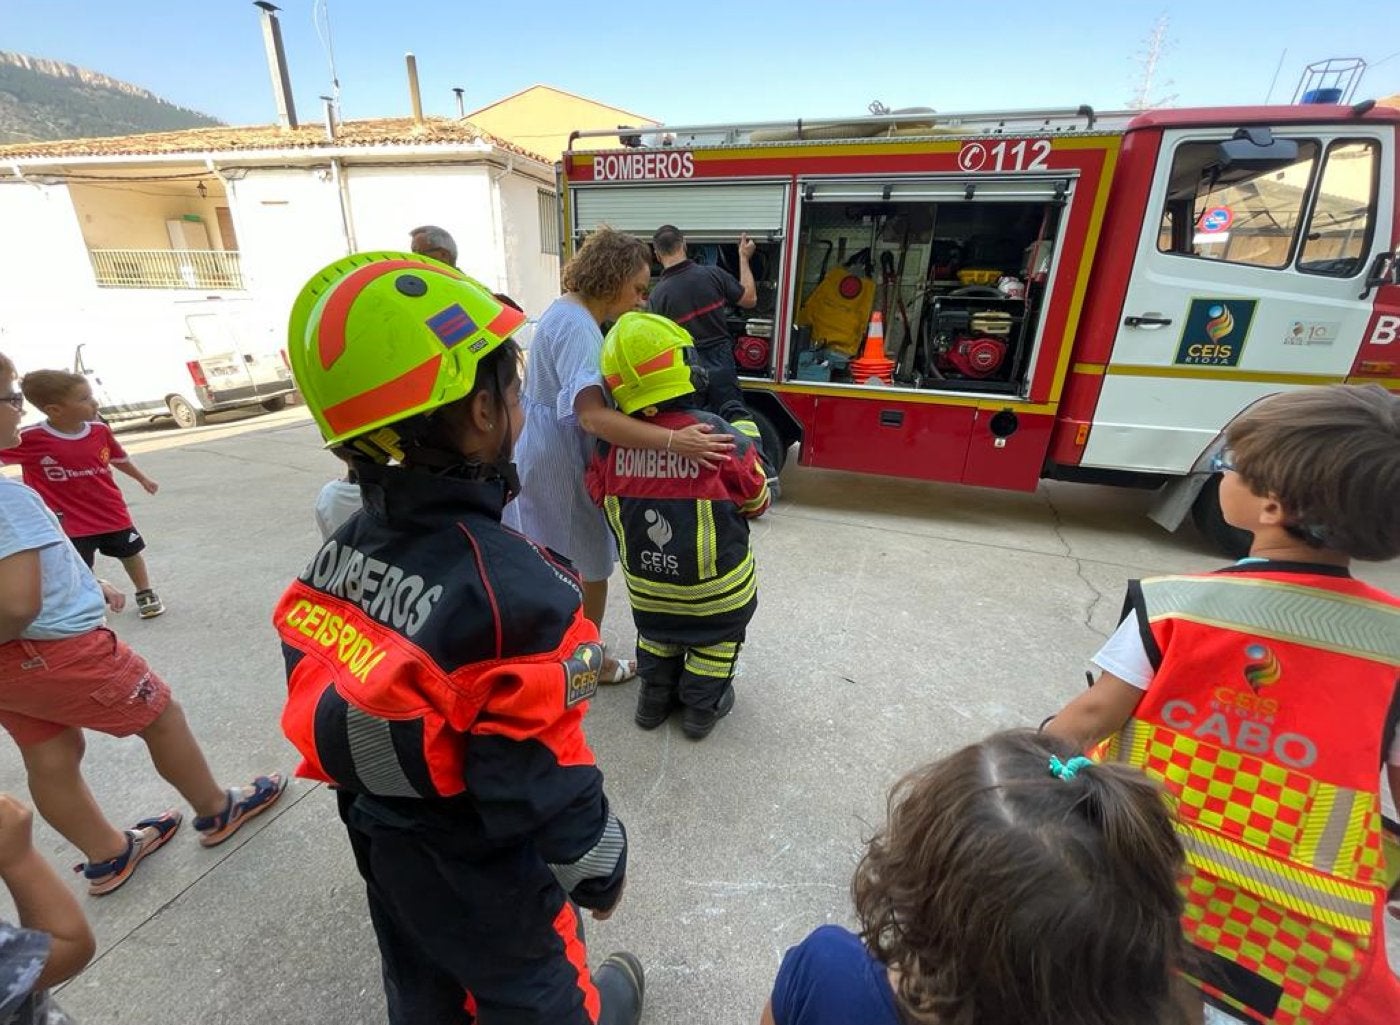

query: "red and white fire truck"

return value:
[560, 100, 1400, 552]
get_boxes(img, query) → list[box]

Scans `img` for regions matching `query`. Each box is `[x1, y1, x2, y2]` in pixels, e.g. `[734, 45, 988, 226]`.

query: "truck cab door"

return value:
[1083, 124, 1395, 473]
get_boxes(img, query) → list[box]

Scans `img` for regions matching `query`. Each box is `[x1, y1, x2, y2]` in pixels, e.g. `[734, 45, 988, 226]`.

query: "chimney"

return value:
[254, 2, 297, 130]
[320, 95, 337, 141]
[405, 53, 424, 127]
[453, 87, 465, 119]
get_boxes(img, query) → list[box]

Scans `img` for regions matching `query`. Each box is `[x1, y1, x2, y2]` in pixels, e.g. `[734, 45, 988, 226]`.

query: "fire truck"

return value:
[560, 99, 1400, 553]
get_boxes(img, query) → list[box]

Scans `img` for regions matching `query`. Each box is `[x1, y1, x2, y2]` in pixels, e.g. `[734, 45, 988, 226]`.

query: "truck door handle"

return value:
[1360, 250, 1397, 300]
[1124, 315, 1173, 328]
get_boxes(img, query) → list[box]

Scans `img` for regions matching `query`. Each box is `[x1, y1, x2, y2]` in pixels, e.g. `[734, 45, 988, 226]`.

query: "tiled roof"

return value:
[0, 116, 549, 164]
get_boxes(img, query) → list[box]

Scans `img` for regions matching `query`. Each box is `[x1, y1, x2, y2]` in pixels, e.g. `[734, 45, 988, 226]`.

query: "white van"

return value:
[73, 300, 296, 429]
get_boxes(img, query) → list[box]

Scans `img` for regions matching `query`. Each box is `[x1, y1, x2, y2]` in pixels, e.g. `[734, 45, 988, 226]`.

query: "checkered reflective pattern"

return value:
[1112, 721, 1389, 1023]
[1351, 808, 1384, 879]
[1140, 729, 1314, 857]
[1185, 873, 1364, 1024]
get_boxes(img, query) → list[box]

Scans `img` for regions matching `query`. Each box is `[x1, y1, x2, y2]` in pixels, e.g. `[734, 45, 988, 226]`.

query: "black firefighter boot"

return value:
[634, 678, 678, 730]
[681, 684, 736, 741]
[595, 951, 645, 1025]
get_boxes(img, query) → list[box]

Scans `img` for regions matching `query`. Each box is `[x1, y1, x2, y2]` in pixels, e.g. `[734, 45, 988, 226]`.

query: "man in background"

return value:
[410, 225, 458, 268]
[647, 225, 756, 412]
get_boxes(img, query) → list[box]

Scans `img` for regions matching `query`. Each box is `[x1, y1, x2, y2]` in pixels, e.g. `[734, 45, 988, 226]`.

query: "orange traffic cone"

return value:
[848, 311, 894, 385]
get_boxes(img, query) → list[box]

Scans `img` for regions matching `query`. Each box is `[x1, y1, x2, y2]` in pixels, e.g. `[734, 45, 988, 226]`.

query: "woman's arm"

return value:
[574, 386, 733, 468]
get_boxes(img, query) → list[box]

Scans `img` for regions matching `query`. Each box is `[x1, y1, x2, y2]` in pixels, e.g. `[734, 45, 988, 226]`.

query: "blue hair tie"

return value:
[1049, 755, 1094, 781]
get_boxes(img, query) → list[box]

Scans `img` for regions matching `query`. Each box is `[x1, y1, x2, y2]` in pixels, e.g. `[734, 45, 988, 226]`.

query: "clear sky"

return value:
[3, 0, 1397, 129]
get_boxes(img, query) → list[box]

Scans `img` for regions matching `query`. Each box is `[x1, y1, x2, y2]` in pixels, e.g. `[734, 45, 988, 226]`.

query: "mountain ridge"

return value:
[0, 50, 221, 144]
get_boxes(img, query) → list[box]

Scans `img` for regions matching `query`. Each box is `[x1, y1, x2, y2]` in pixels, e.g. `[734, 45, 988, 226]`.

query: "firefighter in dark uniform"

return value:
[278, 251, 644, 1025]
[648, 225, 781, 495]
[585, 312, 770, 740]
[647, 225, 755, 414]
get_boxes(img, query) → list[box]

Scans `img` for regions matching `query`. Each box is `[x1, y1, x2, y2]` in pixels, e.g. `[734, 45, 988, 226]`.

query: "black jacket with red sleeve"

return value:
[585, 408, 769, 645]
[274, 463, 625, 911]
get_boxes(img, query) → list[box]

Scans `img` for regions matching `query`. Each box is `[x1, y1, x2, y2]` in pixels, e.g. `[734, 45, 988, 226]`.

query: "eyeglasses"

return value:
[1209, 449, 1236, 473]
[0, 394, 23, 412]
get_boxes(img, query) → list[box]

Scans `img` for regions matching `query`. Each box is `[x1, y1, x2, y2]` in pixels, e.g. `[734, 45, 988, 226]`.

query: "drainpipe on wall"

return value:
[208, 158, 254, 282]
[330, 157, 357, 254]
[488, 155, 514, 294]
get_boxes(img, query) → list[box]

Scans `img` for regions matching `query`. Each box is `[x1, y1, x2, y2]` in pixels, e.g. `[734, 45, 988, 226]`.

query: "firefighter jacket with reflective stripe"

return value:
[275, 464, 626, 911]
[1106, 563, 1400, 1025]
[585, 409, 769, 645]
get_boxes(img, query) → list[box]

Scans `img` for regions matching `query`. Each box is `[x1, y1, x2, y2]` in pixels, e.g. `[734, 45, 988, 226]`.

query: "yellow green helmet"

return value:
[287, 251, 525, 451]
[601, 311, 697, 415]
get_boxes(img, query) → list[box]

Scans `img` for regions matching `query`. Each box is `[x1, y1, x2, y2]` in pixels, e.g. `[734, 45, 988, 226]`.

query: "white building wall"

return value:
[225, 168, 347, 320]
[0, 179, 106, 371]
[497, 172, 562, 319]
[342, 165, 499, 284]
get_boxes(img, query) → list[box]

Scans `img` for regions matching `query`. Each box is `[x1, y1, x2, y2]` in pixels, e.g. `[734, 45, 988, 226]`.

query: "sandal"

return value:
[77, 809, 182, 896]
[194, 773, 287, 848]
[602, 657, 638, 685]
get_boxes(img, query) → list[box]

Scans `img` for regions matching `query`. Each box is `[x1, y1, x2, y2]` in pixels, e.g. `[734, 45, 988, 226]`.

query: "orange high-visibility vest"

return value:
[1107, 566, 1400, 1025]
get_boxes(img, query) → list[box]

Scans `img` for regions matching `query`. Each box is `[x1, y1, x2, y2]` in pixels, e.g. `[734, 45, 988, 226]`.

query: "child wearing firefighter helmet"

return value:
[1046, 383, 1400, 1025]
[585, 312, 770, 740]
[278, 252, 643, 1025]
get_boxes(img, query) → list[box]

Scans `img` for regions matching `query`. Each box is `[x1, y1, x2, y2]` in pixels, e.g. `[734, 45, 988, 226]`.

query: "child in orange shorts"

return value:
[0, 351, 286, 895]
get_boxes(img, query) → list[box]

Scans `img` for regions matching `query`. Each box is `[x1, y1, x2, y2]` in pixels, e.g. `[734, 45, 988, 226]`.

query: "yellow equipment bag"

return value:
[796, 261, 876, 357]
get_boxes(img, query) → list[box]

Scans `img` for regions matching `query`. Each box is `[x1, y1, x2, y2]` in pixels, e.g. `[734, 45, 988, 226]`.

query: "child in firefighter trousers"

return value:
[277, 253, 644, 1025]
[586, 312, 770, 740]
[1045, 384, 1400, 1025]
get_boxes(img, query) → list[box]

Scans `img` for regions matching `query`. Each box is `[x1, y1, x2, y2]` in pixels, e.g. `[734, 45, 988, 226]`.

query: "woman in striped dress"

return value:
[505, 227, 733, 681]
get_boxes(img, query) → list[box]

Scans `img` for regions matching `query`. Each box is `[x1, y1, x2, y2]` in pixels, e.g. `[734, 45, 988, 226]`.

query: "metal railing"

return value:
[88, 248, 245, 290]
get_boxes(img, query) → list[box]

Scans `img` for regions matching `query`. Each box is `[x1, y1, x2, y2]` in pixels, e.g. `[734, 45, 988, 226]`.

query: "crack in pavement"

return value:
[1039, 486, 1112, 638]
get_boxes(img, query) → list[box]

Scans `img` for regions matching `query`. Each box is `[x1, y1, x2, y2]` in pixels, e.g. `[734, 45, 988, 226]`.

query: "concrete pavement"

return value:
[2, 406, 1396, 1024]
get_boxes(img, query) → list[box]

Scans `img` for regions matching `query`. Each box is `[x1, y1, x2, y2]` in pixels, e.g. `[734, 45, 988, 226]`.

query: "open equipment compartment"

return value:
[568, 179, 789, 377]
[786, 176, 1069, 396]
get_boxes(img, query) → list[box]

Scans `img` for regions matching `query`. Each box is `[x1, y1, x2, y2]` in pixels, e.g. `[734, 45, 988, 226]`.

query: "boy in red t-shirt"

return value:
[2, 371, 164, 618]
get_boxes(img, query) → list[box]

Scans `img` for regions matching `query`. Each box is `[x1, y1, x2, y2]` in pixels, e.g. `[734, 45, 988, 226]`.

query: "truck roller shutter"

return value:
[572, 183, 787, 241]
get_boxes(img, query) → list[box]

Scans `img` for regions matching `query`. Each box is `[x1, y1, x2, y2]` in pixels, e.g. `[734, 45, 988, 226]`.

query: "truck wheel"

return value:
[167, 395, 207, 430]
[261, 395, 288, 413]
[1191, 474, 1253, 558]
[749, 408, 788, 474]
